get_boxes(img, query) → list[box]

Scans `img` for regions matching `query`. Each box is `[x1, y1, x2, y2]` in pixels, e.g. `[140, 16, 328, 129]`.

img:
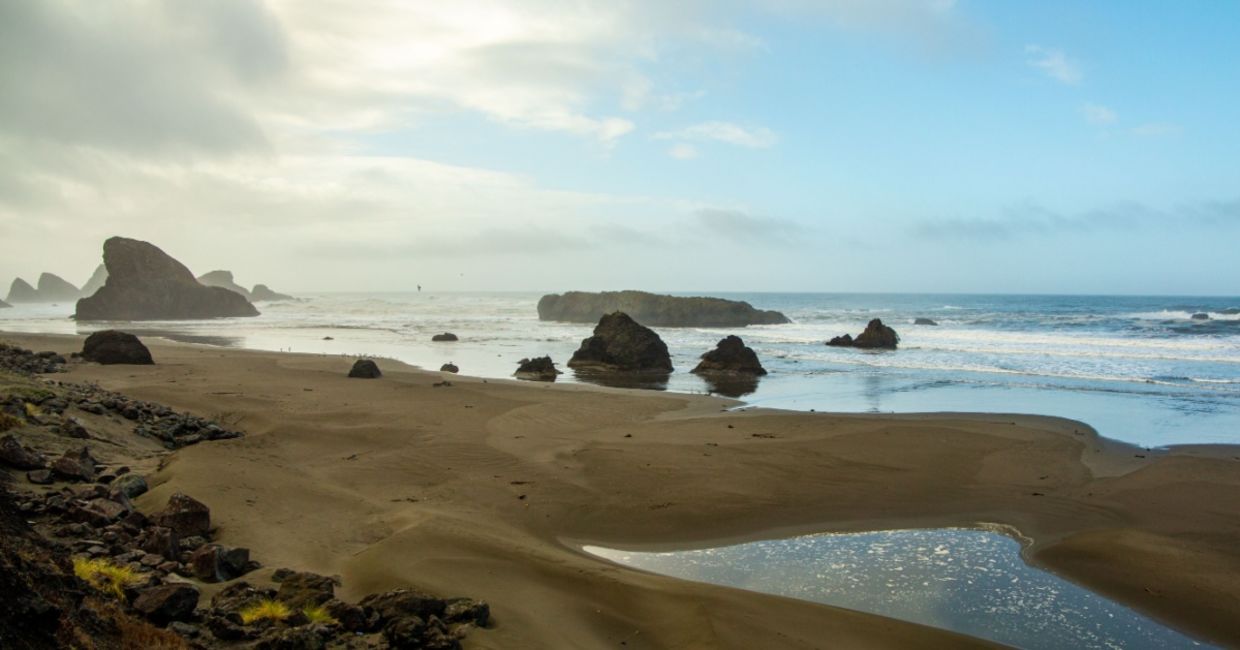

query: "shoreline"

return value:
[4, 331, 1239, 648]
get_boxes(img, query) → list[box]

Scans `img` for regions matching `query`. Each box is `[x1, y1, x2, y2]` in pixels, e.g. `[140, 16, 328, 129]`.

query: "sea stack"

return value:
[538, 290, 790, 327]
[567, 312, 673, 372]
[826, 319, 899, 350]
[251, 284, 294, 302]
[0, 298, 10, 309]
[36, 273, 81, 301]
[80, 264, 108, 297]
[692, 335, 767, 376]
[74, 237, 260, 321]
[6, 278, 38, 303]
[197, 271, 252, 300]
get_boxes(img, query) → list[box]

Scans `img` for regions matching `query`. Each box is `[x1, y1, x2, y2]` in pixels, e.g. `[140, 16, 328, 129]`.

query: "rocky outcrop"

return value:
[197, 270, 252, 300]
[692, 335, 767, 376]
[36, 273, 80, 301]
[826, 319, 899, 350]
[514, 356, 560, 381]
[568, 312, 673, 373]
[80, 264, 108, 297]
[914, 318, 938, 326]
[6, 278, 38, 303]
[75, 237, 260, 321]
[432, 332, 459, 342]
[1191, 312, 1210, 321]
[250, 284, 293, 301]
[80, 330, 154, 365]
[538, 290, 790, 327]
[349, 359, 382, 379]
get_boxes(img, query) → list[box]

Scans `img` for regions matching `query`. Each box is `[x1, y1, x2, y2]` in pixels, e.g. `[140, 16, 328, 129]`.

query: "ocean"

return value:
[3, 292, 1238, 448]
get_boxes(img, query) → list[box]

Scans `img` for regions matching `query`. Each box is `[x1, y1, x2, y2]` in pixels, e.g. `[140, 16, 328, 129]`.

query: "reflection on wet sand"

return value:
[571, 369, 670, 391]
[77, 327, 244, 348]
[698, 374, 761, 398]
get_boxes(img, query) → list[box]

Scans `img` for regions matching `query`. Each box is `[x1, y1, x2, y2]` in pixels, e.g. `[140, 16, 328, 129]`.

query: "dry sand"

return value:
[7, 332, 1240, 648]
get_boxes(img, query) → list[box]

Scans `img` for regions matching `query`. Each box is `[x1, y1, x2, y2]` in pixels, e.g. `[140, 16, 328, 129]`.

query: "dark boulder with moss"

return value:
[826, 319, 899, 350]
[692, 335, 766, 376]
[538, 290, 789, 327]
[75, 237, 259, 321]
[81, 330, 154, 365]
[568, 312, 673, 373]
[348, 359, 382, 379]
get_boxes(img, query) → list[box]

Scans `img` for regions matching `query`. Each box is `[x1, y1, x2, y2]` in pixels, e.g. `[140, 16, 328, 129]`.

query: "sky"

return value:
[1, 0, 1237, 295]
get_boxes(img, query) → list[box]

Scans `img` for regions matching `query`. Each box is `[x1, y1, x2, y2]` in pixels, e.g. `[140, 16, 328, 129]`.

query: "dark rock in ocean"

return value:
[914, 318, 938, 326]
[567, 312, 673, 373]
[6, 277, 38, 303]
[75, 237, 260, 321]
[50, 447, 98, 481]
[538, 290, 790, 327]
[826, 319, 899, 350]
[692, 335, 767, 376]
[197, 270, 252, 300]
[80, 264, 108, 297]
[440, 363, 459, 373]
[36, 273, 80, 301]
[133, 583, 200, 624]
[1191, 312, 1210, 321]
[431, 332, 459, 342]
[514, 356, 560, 381]
[251, 284, 294, 301]
[81, 330, 154, 365]
[0, 434, 47, 470]
[349, 359, 382, 379]
[152, 492, 211, 537]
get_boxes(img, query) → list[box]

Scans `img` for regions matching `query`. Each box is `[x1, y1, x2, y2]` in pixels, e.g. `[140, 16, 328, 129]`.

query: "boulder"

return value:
[538, 290, 790, 327]
[80, 330, 154, 365]
[348, 359, 382, 379]
[0, 434, 47, 469]
[251, 284, 294, 302]
[58, 417, 89, 439]
[914, 318, 938, 326]
[137, 526, 180, 560]
[6, 278, 38, 303]
[69, 498, 128, 528]
[26, 469, 54, 485]
[360, 588, 448, 622]
[80, 265, 108, 297]
[513, 356, 560, 381]
[273, 569, 337, 609]
[1191, 312, 1210, 321]
[112, 473, 149, 499]
[825, 334, 853, 347]
[74, 237, 260, 321]
[196, 270, 252, 300]
[826, 319, 899, 350]
[50, 447, 98, 481]
[691, 335, 766, 376]
[133, 583, 200, 624]
[431, 332, 458, 342]
[36, 273, 80, 301]
[189, 544, 250, 582]
[567, 312, 673, 372]
[443, 598, 490, 627]
[440, 363, 459, 374]
[152, 492, 211, 537]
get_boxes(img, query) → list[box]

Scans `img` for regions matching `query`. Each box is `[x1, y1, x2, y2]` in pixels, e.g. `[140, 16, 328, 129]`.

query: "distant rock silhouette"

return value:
[348, 359, 382, 378]
[1191, 312, 1210, 321]
[36, 273, 80, 302]
[826, 319, 899, 350]
[6, 278, 38, 303]
[538, 290, 789, 327]
[0, 298, 9, 309]
[431, 333, 458, 342]
[692, 335, 767, 376]
[81, 330, 154, 365]
[514, 356, 560, 381]
[251, 284, 293, 301]
[75, 237, 260, 321]
[197, 270, 252, 300]
[914, 318, 938, 326]
[568, 312, 673, 372]
[80, 264, 108, 297]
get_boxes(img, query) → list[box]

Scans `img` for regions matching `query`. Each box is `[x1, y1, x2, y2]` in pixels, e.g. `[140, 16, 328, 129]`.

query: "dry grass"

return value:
[239, 599, 292, 625]
[73, 557, 141, 600]
[302, 603, 338, 625]
[115, 610, 189, 649]
[0, 412, 20, 432]
[23, 402, 42, 419]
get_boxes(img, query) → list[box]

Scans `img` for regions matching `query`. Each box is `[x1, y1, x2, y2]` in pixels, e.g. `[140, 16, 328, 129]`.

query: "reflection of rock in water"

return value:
[699, 374, 760, 398]
[571, 369, 670, 391]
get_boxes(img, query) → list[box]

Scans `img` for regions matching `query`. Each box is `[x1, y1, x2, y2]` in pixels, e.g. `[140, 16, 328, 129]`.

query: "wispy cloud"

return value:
[694, 208, 807, 244]
[1081, 102, 1117, 125]
[1025, 45, 1082, 85]
[668, 143, 698, 160]
[911, 199, 1239, 241]
[655, 121, 778, 148]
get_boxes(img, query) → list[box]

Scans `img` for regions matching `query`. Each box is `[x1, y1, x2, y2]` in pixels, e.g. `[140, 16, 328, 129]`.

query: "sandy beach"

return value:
[6, 331, 1239, 649]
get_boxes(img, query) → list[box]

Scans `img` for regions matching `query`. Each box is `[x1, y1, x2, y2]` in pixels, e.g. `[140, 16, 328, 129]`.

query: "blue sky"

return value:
[1, 1, 1237, 294]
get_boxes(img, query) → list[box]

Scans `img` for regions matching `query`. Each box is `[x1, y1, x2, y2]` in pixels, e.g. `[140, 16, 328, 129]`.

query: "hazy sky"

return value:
[1, 1, 1237, 294]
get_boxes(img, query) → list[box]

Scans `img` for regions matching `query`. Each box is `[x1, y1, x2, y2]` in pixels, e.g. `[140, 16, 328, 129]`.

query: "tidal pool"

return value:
[584, 528, 1210, 649]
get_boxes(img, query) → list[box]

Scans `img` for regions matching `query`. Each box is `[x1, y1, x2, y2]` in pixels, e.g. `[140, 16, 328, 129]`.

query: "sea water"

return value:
[584, 528, 1212, 649]
[3, 292, 1237, 447]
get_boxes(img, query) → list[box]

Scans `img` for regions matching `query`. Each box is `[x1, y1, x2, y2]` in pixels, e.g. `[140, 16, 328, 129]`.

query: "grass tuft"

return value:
[23, 402, 42, 418]
[0, 412, 20, 432]
[239, 599, 292, 625]
[302, 604, 338, 625]
[73, 557, 141, 599]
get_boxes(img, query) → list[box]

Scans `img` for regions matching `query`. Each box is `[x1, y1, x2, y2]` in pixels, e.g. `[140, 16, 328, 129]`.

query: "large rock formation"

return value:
[197, 271, 252, 301]
[35, 273, 80, 302]
[6, 278, 38, 303]
[80, 264, 108, 297]
[74, 237, 259, 321]
[826, 319, 899, 350]
[568, 312, 673, 372]
[538, 290, 790, 327]
[80, 330, 154, 365]
[692, 335, 767, 375]
[250, 284, 293, 301]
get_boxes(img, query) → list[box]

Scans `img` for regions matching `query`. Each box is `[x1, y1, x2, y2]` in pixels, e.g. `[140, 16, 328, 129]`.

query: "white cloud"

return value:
[1081, 102, 1117, 125]
[655, 121, 779, 148]
[1131, 122, 1183, 137]
[668, 143, 699, 160]
[1026, 45, 1082, 85]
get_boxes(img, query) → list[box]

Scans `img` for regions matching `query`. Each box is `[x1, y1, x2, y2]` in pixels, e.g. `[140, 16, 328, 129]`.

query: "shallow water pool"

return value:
[584, 528, 1210, 649]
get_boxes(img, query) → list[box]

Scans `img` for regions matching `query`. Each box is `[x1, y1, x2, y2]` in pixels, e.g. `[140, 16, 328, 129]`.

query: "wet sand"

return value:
[8, 332, 1240, 648]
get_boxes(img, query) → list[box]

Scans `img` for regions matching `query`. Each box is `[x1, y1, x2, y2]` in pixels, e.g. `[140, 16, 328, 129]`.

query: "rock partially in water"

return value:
[914, 318, 938, 326]
[250, 284, 294, 302]
[349, 359, 382, 379]
[197, 270, 252, 300]
[6, 277, 38, 303]
[1191, 312, 1210, 321]
[568, 312, 673, 373]
[692, 335, 767, 376]
[826, 319, 899, 350]
[432, 332, 459, 342]
[81, 330, 154, 365]
[514, 356, 560, 381]
[75, 237, 260, 321]
[538, 290, 790, 327]
[36, 273, 81, 301]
